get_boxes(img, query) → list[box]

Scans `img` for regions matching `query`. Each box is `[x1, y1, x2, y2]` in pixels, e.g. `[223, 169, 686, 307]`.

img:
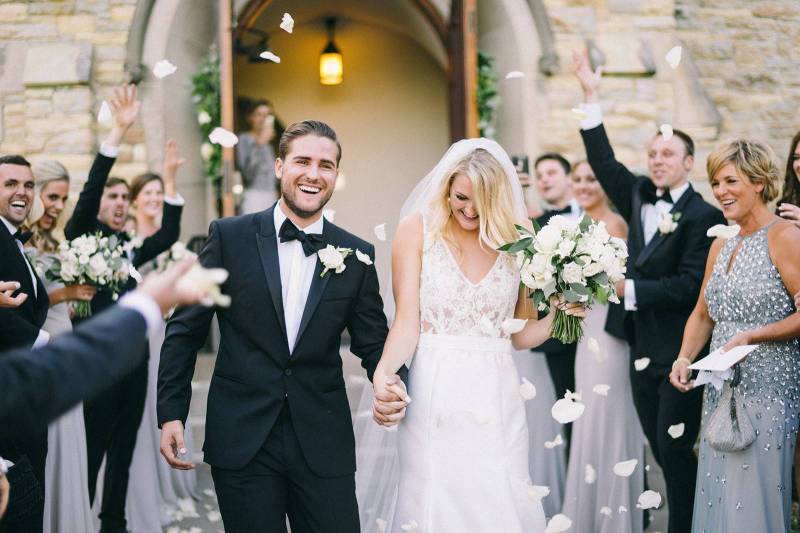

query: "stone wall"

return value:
[0, 0, 145, 187]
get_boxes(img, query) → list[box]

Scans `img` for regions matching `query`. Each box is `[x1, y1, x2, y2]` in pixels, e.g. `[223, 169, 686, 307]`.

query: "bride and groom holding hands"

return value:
[156, 118, 586, 532]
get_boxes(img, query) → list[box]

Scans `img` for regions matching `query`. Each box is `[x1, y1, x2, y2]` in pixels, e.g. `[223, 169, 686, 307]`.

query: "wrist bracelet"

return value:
[672, 357, 692, 370]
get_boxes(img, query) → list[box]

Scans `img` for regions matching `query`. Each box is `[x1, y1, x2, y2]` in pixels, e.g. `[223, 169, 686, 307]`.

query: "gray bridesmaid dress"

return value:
[692, 222, 800, 532]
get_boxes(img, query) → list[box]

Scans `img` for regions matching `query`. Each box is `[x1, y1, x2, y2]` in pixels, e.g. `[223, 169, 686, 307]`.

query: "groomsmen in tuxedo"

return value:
[532, 153, 581, 450]
[0, 155, 50, 533]
[573, 52, 725, 533]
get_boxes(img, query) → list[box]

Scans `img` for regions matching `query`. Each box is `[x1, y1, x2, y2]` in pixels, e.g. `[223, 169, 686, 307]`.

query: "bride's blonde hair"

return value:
[426, 148, 520, 251]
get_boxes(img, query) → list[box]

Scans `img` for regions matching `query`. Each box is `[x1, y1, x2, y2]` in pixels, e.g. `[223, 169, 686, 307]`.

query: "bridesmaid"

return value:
[776, 130, 800, 228]
[669, 139, 800, 532]
[25, 159, 95, 533]
[236, 99, 283, 214]
[561, 161, 645, 532]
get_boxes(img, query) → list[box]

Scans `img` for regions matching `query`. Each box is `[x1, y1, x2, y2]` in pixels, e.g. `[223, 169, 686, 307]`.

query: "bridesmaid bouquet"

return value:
[155, 241, 190, 272]
[499, 215, 628, 343]
[46, 233, 130, 317]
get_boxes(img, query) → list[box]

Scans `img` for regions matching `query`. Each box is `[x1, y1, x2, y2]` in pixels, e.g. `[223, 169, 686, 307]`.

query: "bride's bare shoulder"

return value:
[393, 213, 424, 254]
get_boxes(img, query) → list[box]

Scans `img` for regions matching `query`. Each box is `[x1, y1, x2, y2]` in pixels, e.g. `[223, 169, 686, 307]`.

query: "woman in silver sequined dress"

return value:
[668, 139, 800, 532]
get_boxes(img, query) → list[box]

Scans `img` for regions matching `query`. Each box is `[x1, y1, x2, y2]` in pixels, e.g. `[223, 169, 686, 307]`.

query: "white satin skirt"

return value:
[393, 333, 546, 533]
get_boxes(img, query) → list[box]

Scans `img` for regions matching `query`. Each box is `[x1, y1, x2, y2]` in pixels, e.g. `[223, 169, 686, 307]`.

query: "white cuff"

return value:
[120, 291, 164, 337]
[624, 279, 638, 311]
[579, 102, 603, 131]
[0, 457, 12, 475]
[34, 329, 51, 349]
[164, 193, 185, 206]
[99, 142, 120, 158]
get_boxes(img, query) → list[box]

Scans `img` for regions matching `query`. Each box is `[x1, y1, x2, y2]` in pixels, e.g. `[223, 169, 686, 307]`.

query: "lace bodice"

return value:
[419, 224, 520, 338]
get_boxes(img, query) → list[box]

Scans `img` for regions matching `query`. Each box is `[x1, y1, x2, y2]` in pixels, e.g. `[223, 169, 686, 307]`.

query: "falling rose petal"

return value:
[668, 422, 685, 439]
[707, 223, 741, 239]
[564, 390, 582, 402]
[152, 59, 177, 79]
[260, 51, 281, 63]
[645, 464, 651, 472]
[571, 107, 589, 120]
[545, 514, 572, 533]
[280, 12, 294, 33]
[544, 434, 564, 449]
[528, 485, 551, 501]
[208, 127, 239, 148]
[587, 337, 600, 354]
[519, 377, 537, 400]
[637, 490, 662, 510]
[592, 384, 610, 396]
[634, 357, 651, 371]
[551, 392, 585, 424]
[618, 506, 628, 514]
[501, 318, 527, 335]
[505, 70, 525, 79]
[660, 124, 674, 141]
[374, 223, 387, 241]
[128, 263, 143, 283]
[97, 100, 112, 125]
[613, 459, 639, 477]
[585, 464, 597, 484]
[665, 46, 682, 69]
[400, 520, 418, 531]
[376, 518, 387, 532]
[322, 209, 336, 222]
[600, 506, 612, 517]
[355, 249, 373, 266]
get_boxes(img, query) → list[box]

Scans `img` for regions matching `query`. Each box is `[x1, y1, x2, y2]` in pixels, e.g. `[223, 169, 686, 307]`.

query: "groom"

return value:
[573, 53, 724, 533]
[158, 120, 408, 533]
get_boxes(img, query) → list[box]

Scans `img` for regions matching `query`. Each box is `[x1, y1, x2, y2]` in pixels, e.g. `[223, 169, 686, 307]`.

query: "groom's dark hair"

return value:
[278, 120, 342, 165]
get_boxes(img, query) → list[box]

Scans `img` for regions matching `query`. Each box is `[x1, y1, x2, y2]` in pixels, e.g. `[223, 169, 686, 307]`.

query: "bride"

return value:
[370, 138, 586, 532]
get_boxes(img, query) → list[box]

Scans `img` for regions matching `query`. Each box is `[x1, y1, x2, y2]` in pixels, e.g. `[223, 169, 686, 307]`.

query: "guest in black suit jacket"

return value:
[158, 121, 407, 533]
[0, 155, 50, 533]
[573, 51, 726, 533]
[62, 84, 183, 533]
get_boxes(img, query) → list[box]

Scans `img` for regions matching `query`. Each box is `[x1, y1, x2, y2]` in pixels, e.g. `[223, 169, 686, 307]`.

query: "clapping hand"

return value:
[372, 375, 411, 427]
[572, 50, 603, 103]
[0, 281, 26, 308]
[161, 139, 184, 198]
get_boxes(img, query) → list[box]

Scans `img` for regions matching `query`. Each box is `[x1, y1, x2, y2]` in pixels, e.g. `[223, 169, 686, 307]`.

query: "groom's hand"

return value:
[373, 375, 409, 427]
[160, 420, 196, 470]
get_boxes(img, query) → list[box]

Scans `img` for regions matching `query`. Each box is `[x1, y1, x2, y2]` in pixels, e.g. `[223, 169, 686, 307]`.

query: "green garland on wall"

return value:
[477, 51, 500, 139]
[191, 47, 222, 184]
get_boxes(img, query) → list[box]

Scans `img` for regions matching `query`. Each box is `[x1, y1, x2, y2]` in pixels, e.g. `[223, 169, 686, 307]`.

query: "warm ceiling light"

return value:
[320, 18, 343, 85]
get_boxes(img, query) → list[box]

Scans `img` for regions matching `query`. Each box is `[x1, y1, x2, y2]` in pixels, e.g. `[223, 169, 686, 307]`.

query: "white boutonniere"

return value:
[318, 245, 353, 277]
[658, 212, 681, 235]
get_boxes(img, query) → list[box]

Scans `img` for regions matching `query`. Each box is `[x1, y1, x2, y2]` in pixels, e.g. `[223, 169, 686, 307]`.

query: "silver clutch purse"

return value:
[704, 365, 756, 452]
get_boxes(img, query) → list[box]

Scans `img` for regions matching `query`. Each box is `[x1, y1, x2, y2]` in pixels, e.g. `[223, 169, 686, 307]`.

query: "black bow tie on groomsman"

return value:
[13, 228, 32, 244]
[642, 183, 674, 205]
[279, 218, 325, 257]
[550, 205, 573, 216]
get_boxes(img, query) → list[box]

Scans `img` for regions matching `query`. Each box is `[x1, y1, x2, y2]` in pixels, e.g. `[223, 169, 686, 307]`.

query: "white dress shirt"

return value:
[1, 215, 49, 347]
[274, 202, 324, 353]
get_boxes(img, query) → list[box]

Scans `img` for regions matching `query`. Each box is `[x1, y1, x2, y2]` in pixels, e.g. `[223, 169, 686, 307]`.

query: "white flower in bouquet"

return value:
[582, 260, 604, 278]
[533, 225, 562, 254]
[561, 262, 585, 287]
[590, 221, 611, 243]
[556, 238, 576, 258]
[547, 214, 578, 236]
[88, 253, 108, 279]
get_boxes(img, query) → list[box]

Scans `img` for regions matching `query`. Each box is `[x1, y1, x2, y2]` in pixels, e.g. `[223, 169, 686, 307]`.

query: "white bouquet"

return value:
[499, 215, 628, 343]
[155, 241, 191, 272]
[46, 233, 130, 317]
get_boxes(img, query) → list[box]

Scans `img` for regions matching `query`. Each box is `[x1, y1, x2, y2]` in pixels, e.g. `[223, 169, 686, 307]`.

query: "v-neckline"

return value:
[441, 238, 502, 287]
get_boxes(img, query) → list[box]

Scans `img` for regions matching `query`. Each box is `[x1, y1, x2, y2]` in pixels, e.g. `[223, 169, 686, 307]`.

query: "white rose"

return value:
[89, 253, 108, 278]
[562, 262, 584, 285]
[201, 142, 214, 162]
[591, 222, 610, 243]
[534, 225, 562, 254]
[515, 251, 529, 271]
[520, 266, 538, 290]
[79, 254, 90, 265]
[556, 239, 575, 258]
[658, 213, 678, 235]
[582, 261, 604, 278]
[197, 111, 212, 125]
[610, 237, 628, 258]
[587, 239, 605, 261]
[548, 215, 578, 236]
[318, 245, 346, 273]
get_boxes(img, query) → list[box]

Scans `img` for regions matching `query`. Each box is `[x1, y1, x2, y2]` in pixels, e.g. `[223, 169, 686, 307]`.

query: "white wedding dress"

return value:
[391, 224, 546, 532]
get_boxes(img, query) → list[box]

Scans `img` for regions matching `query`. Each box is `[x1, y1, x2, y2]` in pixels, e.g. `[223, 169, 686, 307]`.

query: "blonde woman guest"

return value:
[561, 161, 645, 532]
[669, 140, 800, 532]
[371, 139, 587, 532]
[25, 159, 95, 533]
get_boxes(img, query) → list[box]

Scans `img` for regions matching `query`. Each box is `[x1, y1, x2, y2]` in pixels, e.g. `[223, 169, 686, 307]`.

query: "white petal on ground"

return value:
[505, 70, 524, 79]
[152, 59, 178, 79]
[707, 223, 741, 239]
[585, 464, 597, 484]
[613, 459, 639, 477]
[374, 223, 387, 241]
[322, 209, 335, 222]
[634, 357, 651, 371]
[259, 51, 281, 63]
[637, 490, 663, 510]
[208, 127, 239, 147]
[376, 518, 387, 532]
[587, 337, 600, 353]
[128, 263, 143, 283]
[519, 377, 537, 400]
[592, 384, 611, 396]
[571, 107, 589, 120]
[528, 485, 551, 501]
[545, 514, 572, 533]
[600, 506, 612, 517]
[501, 317, 527, 335]
[97, 100, 112, 125]
[660, 123, 674, 141]
[618, 506, 628, 514]
[544, 434, 564, 449]
[280, 13, 295, 33]
[665, 46, 682, 69]
[207, 510, 222, 522]
[667, 422, 685, 439]
[551, 393, 585, 424]
[355, 249, 373, 266]
[400, 520, 419, 531]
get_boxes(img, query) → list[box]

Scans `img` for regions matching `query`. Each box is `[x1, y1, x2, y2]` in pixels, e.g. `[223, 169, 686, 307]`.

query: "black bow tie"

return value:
[550, 205, 572, 216]
[278, 218, 324, 257]
[642, 187, 673, 205]
[13, 229, 32, 244]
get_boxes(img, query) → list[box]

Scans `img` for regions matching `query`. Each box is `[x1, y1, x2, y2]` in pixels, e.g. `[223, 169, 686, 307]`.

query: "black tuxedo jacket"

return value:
[0, 305, 147, 439]
[64, 152, 182, 315]
[0, 222, 48, 349]
[158, 206, 396, 477]
[581, 124, 725, 367]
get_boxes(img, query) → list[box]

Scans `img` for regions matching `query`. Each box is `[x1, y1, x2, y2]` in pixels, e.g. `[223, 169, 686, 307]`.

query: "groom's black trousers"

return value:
[212, 402, 360, 533]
